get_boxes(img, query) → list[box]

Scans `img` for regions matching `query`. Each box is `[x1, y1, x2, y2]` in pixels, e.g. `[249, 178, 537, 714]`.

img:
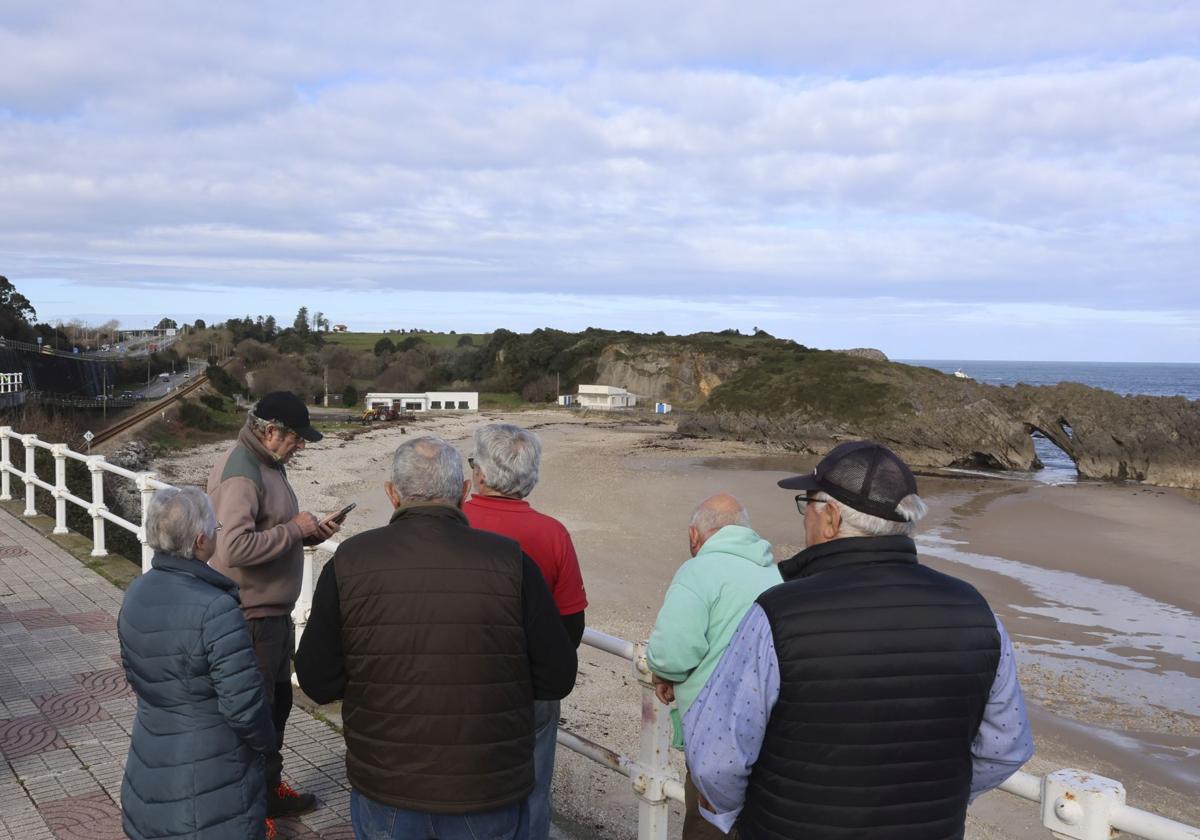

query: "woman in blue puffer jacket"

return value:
[119, 486, 275, 839]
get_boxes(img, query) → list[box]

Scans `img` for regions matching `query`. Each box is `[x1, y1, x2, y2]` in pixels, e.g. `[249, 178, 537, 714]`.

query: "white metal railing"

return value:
[0, 373, 24, 394]
[0, 426, 1197, 840]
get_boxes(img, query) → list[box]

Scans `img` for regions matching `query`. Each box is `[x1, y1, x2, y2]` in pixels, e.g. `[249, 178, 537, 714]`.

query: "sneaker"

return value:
[265, 818, 277, 840]
[267, 781, 317, 818]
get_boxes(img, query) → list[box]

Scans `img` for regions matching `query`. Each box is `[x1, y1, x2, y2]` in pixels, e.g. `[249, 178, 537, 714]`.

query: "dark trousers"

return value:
[685, 768, 734, 840]
[249, 615, 294, 791]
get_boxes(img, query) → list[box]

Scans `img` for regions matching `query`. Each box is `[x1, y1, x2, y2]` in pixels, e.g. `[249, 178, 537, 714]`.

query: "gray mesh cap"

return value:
[778, 440, 918, 522]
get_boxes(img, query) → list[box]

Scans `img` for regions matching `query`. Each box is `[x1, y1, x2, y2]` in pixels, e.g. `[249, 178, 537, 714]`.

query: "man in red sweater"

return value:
[464, 423, 586, 839]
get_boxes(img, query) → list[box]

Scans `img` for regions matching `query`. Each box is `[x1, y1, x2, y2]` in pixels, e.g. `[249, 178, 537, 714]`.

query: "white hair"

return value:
[145, 486, 216, 559]
[815, 490, 928, 538]
[472, 423, 541, 499]
[689, 496, 752, 538]
[391, 436, 464, 503]
[247, 410, 292, 439]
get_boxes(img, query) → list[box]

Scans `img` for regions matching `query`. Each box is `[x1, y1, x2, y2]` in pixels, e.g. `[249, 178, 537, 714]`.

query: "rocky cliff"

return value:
[594, 346, 1200, 489]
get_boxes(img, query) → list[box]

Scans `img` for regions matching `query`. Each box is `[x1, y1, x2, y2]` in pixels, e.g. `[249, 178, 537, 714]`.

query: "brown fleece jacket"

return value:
[207, 423, 305, 618]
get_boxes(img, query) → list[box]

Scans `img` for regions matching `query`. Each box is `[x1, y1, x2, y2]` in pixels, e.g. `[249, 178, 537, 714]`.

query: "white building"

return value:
[576, 384, 637, 410]
[364, 391, 479, 411]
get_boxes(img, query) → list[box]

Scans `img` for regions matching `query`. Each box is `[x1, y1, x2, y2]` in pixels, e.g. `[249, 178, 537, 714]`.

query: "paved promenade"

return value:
[0, 507, 355, 839]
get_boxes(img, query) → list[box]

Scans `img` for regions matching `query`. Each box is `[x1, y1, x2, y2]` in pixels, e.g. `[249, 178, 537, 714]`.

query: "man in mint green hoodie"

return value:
[646, 493, 782, 839]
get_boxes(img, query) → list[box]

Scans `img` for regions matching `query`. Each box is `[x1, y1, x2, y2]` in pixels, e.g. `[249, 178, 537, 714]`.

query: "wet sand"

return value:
[151, 411, 1200, 837]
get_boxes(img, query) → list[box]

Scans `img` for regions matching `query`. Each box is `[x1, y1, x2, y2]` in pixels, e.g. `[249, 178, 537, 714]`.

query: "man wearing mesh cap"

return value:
[684, 441, 1033, 839]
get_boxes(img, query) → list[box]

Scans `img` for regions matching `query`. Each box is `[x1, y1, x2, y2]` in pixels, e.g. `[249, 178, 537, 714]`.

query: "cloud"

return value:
[1, 1, 1197, 356]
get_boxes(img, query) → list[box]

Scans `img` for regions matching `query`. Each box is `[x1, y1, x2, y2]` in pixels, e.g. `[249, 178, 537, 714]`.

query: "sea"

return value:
[900, 360, 1200, 484]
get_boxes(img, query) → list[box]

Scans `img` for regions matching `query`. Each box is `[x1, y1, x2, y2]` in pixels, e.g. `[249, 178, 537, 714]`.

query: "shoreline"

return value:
[149, 411, 1200, 836]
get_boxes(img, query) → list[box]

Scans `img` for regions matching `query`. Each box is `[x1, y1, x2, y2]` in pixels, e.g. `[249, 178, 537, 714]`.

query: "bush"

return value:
[199, 393, 225, 411]
[205, 365, 241, 397]
[374, 337, 396, 356]
[178, 399, 218, 431]
[342, 384, 359, 406]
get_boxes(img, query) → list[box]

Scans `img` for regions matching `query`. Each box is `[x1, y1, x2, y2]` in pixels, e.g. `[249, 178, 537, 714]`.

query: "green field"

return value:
[323, 331, 492, 351]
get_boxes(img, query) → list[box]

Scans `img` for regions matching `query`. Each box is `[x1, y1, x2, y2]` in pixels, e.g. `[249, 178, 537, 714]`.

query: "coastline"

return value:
[149, 411, 1200, 837]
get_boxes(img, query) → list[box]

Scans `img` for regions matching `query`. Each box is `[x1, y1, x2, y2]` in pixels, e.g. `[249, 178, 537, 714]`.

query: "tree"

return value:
[294, 307, 310, 334]
[342, 384, 359, 407]
[155, 317, 178, 330]
[0, 276, 37, 342]
[193, 319, 207, 331]
[456, 334, 474, 347]
[373, 337, 396, 356]
[312, 310, 324, 332]
[263, 315, 277, 338]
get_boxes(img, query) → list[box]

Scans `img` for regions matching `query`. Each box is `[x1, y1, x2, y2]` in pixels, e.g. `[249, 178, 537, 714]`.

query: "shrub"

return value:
[178, 399, 218, 430]
[342, 384, 359, 406]
[199, 393, 225, 411]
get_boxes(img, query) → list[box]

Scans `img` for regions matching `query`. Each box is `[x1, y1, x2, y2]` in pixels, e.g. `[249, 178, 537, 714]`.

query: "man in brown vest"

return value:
[295, 436, 577, 840]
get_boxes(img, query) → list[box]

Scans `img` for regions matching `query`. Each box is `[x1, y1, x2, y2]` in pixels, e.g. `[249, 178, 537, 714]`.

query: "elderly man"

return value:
[119, 487, 276, 839]
[463, 423, 586, 840]
[207, 390, 338, 818]
[685, 441, 1034, 839]
[295, 436, 577, 840]
[645, 493, 781, 840]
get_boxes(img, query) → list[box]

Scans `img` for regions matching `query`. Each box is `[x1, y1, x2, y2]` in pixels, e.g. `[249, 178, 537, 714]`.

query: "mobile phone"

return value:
[324, 502, 356, 525]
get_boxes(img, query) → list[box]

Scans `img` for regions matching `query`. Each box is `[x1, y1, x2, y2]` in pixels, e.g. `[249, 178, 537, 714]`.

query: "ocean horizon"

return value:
[899, 359, 1200, 402]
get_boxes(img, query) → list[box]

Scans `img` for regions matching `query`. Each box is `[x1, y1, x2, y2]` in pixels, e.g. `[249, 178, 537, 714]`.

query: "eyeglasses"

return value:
[794, 495, 829, 515]
[215, 522, 223, 531]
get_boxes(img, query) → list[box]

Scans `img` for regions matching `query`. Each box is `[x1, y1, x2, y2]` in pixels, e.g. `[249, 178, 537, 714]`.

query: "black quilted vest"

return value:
[740, 535, 1000, 840]
[335, 504, 534, 813]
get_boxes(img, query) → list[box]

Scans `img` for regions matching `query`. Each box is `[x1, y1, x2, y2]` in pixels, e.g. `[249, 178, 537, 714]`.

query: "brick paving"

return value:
[0, 507, 355, 838]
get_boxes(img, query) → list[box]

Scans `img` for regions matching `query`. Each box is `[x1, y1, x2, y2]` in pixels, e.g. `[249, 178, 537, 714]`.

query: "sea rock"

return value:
[835, 348, 890, 362]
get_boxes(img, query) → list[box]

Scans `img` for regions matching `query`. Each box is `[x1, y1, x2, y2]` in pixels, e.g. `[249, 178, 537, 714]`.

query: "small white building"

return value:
[364, 391, 479, 411]
[576, 384, 637, 410]
[654, 402, 672, 414]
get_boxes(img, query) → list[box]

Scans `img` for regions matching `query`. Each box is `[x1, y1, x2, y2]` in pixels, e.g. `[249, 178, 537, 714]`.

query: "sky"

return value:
[2, 1, 1198, 362]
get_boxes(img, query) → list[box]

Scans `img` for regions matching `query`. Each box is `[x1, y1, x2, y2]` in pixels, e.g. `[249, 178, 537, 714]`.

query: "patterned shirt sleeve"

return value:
[682, 603, 780, 833]
[970, 614, 1036, 800]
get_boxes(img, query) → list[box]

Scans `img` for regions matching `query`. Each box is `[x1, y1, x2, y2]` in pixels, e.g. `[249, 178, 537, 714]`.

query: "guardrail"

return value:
[0, 426, 1196, 840]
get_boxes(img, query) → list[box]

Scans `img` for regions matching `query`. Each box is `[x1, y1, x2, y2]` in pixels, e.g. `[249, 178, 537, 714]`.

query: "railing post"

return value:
[22, 434, 38, 517]
[136, 471, 157, 572]
[293, 547, 316, 651]
[1040, 769, 1125, 840]
[51, 444, 69, 534]
[632, 643, 671, 840]
[1, 426, 12, 501]
[87, 455, 108, 556]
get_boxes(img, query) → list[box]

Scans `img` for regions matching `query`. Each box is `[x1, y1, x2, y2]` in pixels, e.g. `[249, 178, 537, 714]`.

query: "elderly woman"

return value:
[119, 486, 275, 840]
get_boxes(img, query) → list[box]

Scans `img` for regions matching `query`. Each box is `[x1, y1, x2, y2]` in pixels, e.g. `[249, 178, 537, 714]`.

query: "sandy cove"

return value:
[150, 410, 1200, 838]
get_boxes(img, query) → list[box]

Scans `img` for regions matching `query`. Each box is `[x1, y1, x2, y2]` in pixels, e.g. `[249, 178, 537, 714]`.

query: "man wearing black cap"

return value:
[208, 391, 340, 820]
[684, 441, 1033, 839]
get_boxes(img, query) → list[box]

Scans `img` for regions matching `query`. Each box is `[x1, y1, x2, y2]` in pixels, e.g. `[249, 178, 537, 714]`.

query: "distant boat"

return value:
[953, 368, 972, 380]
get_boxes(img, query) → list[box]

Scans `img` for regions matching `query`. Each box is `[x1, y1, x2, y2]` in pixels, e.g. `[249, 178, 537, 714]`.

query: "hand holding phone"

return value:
[323, 502, 356, 526]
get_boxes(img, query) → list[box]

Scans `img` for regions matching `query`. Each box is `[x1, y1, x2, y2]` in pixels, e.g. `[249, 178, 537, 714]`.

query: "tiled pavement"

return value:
[0, 507, 355, 839]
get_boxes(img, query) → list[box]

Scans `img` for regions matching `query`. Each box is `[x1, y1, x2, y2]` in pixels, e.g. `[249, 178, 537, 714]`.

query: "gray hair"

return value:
[145, 486, 216, 559]
[816, 490, 928, 538]
[690, 494, 752, 538]
[247, 410, 293, 439]
[472, 423, 541, 499]
[391, 436, 465, 503]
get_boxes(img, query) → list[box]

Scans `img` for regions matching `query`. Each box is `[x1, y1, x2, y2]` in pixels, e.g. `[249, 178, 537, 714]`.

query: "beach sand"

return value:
[151, 410, 1200, 838]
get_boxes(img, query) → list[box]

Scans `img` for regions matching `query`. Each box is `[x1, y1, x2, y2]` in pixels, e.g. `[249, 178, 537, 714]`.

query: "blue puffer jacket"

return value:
[118, 551, 275, 840]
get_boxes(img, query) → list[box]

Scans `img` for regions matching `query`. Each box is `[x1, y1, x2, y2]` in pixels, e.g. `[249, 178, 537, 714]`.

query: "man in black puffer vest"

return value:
[295, 436, 577, 840]
[685, 441, 1033, 839]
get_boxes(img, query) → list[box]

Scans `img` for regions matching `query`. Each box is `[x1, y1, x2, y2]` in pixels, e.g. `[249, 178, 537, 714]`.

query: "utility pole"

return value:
[323, 366, 329, 407]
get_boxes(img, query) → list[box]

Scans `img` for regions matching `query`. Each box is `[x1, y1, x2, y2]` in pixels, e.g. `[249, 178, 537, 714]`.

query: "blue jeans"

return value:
[351, 789, 527, 840]
[529, 698, 559, 840]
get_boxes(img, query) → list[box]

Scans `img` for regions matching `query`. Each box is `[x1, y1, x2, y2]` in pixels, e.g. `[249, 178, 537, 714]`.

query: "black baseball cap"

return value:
[778, 440, 917, 522]
[255, 391, 323, 442]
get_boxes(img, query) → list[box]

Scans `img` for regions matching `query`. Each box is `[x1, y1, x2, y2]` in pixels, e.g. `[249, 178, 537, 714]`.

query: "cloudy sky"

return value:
[2, 1, 1198, 361]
